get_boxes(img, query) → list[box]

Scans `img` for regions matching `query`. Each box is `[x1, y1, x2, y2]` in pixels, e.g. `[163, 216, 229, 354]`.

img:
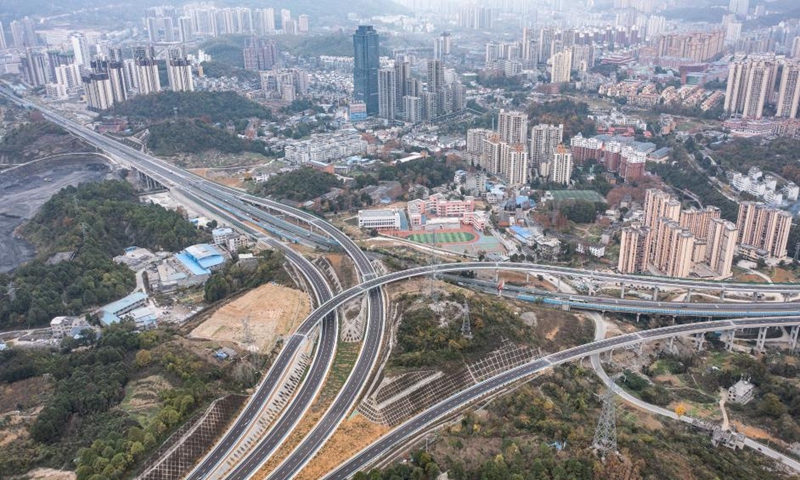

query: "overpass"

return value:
[0, 88, 391, 480]
[325, 316, 800, 479]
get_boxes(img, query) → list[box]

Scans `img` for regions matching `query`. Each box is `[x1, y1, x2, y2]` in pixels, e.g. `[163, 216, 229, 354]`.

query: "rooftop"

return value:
[100, 292, 147, 316]
[176, 252, 211, 276]
[358, 209, 399, 218]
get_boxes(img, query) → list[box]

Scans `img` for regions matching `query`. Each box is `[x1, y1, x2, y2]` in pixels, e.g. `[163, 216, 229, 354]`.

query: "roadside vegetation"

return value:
[0, 322, 250, 479]
[357, 365, 794, 480]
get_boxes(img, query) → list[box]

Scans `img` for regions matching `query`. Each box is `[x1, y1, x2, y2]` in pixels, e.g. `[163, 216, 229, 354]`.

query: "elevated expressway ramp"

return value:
[325, 316, 800, 479]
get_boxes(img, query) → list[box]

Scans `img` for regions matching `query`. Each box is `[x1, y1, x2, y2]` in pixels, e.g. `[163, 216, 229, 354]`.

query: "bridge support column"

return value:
[526, 273, 529, 283]
[726, 330, 736, 352]
[636, 312, 641, 323]
[790, 326, 799, 353]
[686, 288, 692, 302]
[652, 286, 659, 301]
[695, 333, 705, 352]
[637, 342, 644, 356]
[720, 290, 726, 301]
[620, 283, 625, 299]
[756, 327, 768, 354]
[753, 291, 759, 302]
[495, 269, 499, 282]
[668, 336, 676, 354]
[588, 281, 595, 296]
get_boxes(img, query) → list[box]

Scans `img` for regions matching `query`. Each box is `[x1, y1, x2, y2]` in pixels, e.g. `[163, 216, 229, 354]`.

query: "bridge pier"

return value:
[753, 291, 759, 302]
[725, 330, 736, 352]
[636, 312, 641, 323]
[668, 336, 676, 354]
[686, 288, 692, 302]
[652, 286, 659, 301]
[790, 326, 799, 353]
[756, 327, 768, 354]
[637, 342, 644, 356]
[620, 283, 625, 299]
[720, 290, 726, 301]
[694, 333, 705, 352]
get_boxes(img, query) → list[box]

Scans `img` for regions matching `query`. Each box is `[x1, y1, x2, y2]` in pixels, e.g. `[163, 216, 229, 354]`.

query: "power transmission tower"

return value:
[461, 299, 472, 339]
[592, 385, 618, 457]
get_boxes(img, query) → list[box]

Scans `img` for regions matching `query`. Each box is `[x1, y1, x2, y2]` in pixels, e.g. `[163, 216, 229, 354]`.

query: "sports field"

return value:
[407, 231, 476, 244]
[549, 190, 606, 203]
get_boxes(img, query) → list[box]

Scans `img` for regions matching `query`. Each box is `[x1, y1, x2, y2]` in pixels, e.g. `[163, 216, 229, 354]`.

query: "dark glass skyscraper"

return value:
[353, 25, 380, 116]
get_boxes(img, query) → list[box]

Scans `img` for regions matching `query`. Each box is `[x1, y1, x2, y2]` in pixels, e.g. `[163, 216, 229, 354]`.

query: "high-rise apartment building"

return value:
[21, 51, 47, 86]
[178, 17, 193, 43]
[530, 124, 563, 176]
[724, 56, 779, 119]
[497, 109, 528, 145]
[403, 96, 422, 123]
[427, 59, 445, 93]
[378, 67, 397, 120]
[652, 220, 696, 278]
[549, 49, 572, 84]
[134, 48, 161, 95]
[433, 32, 451, 61]
[643, 188, 681, 230]
[777, 61, 800, 119]
[0, 23, 6, 50]
[618, 225, 651, 274]
[167, 57, 194, 92]
[90, 59, 127, 105]
[548, 144, 573, 185]
[83, 73, 114, 111]
[793, 37, 800, 59]
[499, 143, 529, 186]
[729, 0, 749, 17]
[394, 59, 410, 116]
[353, 26, 379, 116]
[736, 202, 793, 258]
[298, 15, 309, 34]
[243, 37, 278, 71]
[706, 218, 738, 278]
[253, 8, 276, 35]
[679, 206, 721, 240]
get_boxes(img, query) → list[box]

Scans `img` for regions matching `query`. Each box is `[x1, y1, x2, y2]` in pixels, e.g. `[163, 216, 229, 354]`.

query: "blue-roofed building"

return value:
[98, 292, 148, 326]
[509, 225, 534, 246]
[176, 252, 212, 276]
[183, 244, 226, 271]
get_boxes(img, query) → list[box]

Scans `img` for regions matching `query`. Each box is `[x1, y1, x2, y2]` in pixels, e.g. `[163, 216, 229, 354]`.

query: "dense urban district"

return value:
[2, 1, 800, 480]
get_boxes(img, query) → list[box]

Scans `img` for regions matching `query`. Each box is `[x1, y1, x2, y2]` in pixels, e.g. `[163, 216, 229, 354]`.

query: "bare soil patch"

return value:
[189, 283, 309, 352]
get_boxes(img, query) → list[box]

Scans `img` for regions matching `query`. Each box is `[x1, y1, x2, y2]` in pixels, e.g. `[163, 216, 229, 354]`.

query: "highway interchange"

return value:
[4, 88, 800, 479]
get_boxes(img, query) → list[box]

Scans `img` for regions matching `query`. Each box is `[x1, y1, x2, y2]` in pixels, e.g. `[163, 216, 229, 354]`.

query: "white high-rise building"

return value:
[71, 33, 92, 69]
[0, 22, 6, 50]
[500, 143, 529, 185]
[378, 67, 397, 120]
[724, 56, 778, 119]
[729, 0, 749, 17]
[497, 109, 528, 145]
[136, 59, 161, 95]
[167, 58, 194, 92]
[549, 144, 573, 185]
[530, 123, 563, 175]
[403, 96, 422, 123]
[777, 61, 800, 119]
[549, 49, 572, 84]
